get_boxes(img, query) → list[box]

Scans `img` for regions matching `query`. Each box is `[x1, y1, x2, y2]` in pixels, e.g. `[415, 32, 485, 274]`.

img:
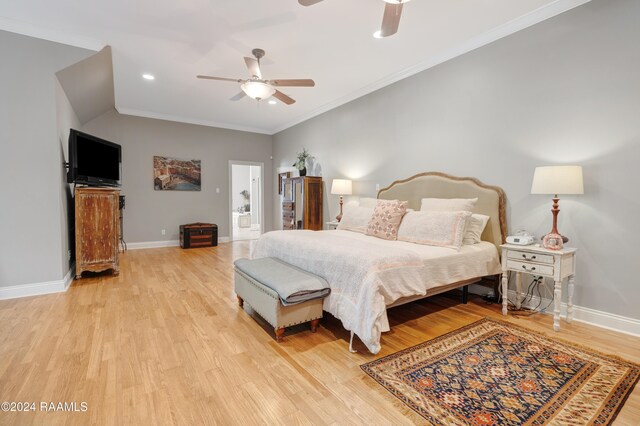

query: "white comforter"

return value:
[251, 230, 500, 354]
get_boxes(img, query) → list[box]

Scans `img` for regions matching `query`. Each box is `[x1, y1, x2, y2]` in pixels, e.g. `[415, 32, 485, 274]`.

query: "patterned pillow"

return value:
[397, 210, 472, 250]
[366, 200, 408, 240]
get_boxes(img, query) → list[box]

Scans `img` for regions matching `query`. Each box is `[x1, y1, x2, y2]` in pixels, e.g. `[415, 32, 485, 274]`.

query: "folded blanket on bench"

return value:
[234, 257, 330, 306]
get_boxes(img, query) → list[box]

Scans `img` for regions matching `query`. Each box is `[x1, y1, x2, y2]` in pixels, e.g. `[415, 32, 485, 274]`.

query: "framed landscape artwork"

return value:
[153, 156, 201, 191]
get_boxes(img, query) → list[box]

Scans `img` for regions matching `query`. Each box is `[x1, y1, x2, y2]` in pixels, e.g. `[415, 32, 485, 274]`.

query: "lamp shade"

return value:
[240, 81, 276, 100]
[531, 166, 584, 195]
[331, 179, 353, 195]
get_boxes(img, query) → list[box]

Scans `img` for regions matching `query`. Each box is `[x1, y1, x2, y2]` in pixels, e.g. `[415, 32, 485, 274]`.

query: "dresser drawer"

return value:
[507, 260, 554, 277]
[507, 250, 554, 265]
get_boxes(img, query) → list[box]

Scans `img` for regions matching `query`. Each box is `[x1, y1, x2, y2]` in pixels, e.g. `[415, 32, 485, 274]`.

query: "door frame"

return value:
[229, 160, 265, 241]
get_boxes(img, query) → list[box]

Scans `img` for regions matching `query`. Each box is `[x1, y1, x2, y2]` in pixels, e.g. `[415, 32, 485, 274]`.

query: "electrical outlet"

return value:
[161, 229, 166, 235]
[216, 187, 220, 193]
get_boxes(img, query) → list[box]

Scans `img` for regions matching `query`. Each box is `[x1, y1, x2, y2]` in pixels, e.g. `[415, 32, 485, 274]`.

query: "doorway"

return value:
[229, 161, 264, 241]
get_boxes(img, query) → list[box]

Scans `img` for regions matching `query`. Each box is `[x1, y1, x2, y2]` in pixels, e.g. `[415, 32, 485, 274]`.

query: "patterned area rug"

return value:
[361, 318, 640, 425]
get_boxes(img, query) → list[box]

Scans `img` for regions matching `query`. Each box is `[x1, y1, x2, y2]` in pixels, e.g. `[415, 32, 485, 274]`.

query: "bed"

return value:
[252, 172, 507, 353]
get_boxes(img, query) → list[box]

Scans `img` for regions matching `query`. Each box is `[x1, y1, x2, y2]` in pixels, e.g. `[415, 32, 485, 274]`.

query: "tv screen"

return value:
[67, 129, 121, 187]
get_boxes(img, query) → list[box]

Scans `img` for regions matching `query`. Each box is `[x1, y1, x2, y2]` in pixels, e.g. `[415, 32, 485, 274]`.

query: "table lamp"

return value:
[331, 179, 353, 222]
[531, 165, 583, 247]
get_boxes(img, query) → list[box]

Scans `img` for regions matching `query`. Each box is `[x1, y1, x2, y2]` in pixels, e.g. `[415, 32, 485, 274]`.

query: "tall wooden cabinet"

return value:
[75, 187, 120, 279]
[282, 176, 323, 230]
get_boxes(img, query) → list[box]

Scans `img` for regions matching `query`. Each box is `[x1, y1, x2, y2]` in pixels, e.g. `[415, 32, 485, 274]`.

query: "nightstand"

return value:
[326, 221, 339, 230]
[500, 244, 577, 331]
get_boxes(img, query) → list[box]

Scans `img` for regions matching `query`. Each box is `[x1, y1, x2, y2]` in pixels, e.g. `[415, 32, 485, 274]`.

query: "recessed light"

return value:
[268, 100, 277, 105]
[373, 30, 383, 39]
[142, 74, 155, 80]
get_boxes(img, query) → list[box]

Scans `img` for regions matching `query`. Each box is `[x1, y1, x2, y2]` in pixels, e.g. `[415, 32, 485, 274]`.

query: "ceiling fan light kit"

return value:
[241, 81, 276, 100]
[197, 48, 315, 105]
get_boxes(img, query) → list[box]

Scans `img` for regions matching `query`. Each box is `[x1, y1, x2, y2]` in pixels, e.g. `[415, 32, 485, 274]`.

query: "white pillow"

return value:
[336, 201, 374, 233]
[463, 214, 490, 245]
[397, 210, 472, 250]
[420, 197, 478, 212]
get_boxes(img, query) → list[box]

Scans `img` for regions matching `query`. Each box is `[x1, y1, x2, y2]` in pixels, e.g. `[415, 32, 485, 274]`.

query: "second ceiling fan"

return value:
[299, 0, 410, 38]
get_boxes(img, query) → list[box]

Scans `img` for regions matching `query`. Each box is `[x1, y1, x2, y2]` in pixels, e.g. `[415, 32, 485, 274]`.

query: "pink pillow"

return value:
[366, 200, 408, 240]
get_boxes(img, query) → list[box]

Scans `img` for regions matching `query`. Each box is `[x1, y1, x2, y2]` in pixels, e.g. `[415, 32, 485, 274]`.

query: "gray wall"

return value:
[0, 30, 93, 287]
[82, 110, 273, 243]
[55, 79, 82, 277]
[273, 0, 640, 319]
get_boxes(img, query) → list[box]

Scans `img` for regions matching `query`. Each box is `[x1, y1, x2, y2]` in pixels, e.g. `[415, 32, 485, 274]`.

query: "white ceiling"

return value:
[0, 0, 589, 134]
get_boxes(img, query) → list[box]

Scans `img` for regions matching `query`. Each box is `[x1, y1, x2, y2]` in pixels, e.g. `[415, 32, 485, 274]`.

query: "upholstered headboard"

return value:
[378, 172, 507, 252]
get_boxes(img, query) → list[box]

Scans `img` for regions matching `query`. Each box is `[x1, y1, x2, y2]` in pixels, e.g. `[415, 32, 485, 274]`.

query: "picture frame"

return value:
[153, 156, 202, 191]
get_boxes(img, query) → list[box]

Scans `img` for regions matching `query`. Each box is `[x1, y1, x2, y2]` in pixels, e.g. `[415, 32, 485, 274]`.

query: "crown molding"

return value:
[116, 107, 272, 135]
[270, 0, 593, 135]
[0, 16, 104, 51]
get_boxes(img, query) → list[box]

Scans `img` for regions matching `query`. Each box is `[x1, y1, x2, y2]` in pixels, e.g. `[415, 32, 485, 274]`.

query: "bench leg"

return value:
[275, 327, 285, 342]
[462, 285, 469, 304]
[236, 295, 244, 308]
[310, 319, 319, 333]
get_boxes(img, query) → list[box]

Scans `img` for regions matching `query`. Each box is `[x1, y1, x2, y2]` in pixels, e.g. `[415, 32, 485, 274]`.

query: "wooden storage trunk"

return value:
[180, 223, 218, 248]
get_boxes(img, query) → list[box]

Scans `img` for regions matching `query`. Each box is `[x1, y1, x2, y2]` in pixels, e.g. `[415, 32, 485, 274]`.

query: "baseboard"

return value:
[0, 262, 75, 300]
[507, 290, 640, 337]
[127, 240, 180, 250]
[127, 237, 230, 250]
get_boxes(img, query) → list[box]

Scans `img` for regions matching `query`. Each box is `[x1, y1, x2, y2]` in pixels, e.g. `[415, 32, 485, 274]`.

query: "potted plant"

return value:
[293, 148, 314, 176]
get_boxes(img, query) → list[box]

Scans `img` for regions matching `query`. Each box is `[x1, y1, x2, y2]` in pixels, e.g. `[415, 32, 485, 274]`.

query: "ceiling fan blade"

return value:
[380, 3, 403, 37]
[197, 75, 242, 82]
[272, 90, 296, 105]
[298, 0, 324, 6]
[269, 79, 315, 87]
[244, 57, 262, 79]
[229, 92, 246, 101]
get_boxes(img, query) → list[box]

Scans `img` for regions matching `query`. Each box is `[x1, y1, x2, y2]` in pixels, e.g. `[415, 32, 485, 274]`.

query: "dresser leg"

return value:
[501, 273, 509, 316]
[515, 272, 522, 310]
[553, 280, 562, 331]
[236, 295, 244, 308]
[275, 327, 285, 342]
[310, 319, 319, 333]
[567, 275, 575, 323]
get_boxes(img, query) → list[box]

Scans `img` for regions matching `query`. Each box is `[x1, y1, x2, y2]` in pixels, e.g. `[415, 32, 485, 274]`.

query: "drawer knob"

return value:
[522, 265, 536, 271]
[522, 254, 537, 260]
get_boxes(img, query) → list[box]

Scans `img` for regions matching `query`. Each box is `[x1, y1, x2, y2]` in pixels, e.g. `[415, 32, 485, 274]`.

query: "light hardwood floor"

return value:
[1, 242, 638, 425]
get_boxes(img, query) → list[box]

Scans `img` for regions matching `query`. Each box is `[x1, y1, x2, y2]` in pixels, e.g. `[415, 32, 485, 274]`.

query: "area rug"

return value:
[361, 318, 639, 425]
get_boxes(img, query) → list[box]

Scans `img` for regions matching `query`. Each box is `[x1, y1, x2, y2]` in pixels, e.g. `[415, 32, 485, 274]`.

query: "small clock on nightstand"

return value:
[326, 221, 339, 230]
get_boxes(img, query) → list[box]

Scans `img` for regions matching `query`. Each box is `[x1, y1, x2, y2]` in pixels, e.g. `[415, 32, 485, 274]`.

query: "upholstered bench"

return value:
[234, 258, 330, 342]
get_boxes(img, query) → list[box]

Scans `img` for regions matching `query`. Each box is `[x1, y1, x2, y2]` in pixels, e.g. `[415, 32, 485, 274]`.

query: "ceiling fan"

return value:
[298, 0, 409, 38]
[197, 48, 315, 105]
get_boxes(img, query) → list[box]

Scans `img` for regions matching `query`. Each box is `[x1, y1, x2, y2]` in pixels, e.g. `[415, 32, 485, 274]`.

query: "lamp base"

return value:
[542, 232, 564, 250]
[542, 234, 569, 243]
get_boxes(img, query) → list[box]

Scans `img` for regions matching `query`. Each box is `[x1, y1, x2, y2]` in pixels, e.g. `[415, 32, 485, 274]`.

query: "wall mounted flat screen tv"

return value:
[67, 129, 121, 187]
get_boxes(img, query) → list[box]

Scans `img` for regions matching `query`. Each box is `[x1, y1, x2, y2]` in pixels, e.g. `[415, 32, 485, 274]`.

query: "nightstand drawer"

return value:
[507, 260, 554, 276]
[507, 250, 554, 265]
